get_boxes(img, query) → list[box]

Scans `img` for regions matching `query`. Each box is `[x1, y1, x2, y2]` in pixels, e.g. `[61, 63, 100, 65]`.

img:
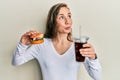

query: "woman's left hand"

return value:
[79, 43, 97, 60]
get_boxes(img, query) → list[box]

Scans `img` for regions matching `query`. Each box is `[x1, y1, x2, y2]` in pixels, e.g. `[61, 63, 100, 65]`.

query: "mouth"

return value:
[65, 26, 71, 30]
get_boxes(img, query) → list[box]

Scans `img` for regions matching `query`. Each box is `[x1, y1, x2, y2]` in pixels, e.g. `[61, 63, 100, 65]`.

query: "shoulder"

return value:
[44, 38, 51, 43]
[29, 38, 52, 53]
[37, 38, 52, 46]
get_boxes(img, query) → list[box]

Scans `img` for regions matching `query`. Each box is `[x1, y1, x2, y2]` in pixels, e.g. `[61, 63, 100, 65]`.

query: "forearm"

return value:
[84, 57, 102, 80]
[12, 42, 34, 66]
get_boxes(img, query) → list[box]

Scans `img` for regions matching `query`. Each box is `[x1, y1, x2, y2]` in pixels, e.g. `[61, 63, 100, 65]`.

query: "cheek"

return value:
[56, 24, 64, 32]
[70, 19, 73, 25]
[56, 21, 64, 27]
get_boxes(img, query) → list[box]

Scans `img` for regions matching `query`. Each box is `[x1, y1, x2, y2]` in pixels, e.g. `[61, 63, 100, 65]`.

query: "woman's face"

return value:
[56, 7, 72, 34]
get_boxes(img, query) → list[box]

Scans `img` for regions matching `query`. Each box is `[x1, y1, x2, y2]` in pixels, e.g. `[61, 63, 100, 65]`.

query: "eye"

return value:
[68, 15, 71, 18]
[59, 16, 64, 19]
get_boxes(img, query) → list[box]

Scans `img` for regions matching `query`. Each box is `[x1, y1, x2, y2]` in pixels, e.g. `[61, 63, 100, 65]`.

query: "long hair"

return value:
[44, 3, 73, 41]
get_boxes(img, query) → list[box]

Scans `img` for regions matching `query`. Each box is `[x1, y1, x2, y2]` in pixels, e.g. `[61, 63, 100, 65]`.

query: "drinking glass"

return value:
[74, 36, 89, 62]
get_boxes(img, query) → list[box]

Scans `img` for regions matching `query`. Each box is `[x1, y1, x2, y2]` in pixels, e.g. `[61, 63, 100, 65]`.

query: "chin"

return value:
[64, 31, 71, 34]
[66, 30, 72, 33]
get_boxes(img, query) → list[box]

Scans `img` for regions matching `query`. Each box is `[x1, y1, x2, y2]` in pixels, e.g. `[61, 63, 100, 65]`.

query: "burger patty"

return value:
[30, 38, 43, 41]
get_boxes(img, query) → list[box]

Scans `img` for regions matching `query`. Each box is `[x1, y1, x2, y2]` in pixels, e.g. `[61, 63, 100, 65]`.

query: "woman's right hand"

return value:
[20, 30, 38, 45]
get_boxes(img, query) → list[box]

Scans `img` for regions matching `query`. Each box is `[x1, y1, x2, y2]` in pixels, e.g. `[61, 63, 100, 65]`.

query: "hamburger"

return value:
[30, 32, 44, 44]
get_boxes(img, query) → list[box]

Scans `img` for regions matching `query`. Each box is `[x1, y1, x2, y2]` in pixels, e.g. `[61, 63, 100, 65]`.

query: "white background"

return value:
[0, 0, 120, 80]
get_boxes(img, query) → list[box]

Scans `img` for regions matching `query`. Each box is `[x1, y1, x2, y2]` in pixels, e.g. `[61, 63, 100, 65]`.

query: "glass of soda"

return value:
[74, 36, 89, 62]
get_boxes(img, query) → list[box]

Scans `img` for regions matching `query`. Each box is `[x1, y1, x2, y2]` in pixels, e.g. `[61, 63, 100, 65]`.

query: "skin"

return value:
[52, 7, 73, 55]
[20, 7, 96, 59]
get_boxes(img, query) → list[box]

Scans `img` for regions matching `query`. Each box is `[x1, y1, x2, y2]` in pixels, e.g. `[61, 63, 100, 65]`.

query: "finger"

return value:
[80, 51, 95, 55]
[83, 43, 93, 48]
[26, 41, 31, 45]
[82, 54, 94, 58]
[80, 52, 95, 55]
[82, 53, 96, 59]
[28, 30, 40, 36]
[29, 30, 39, 33]
[25, 31, 35, 36]
[80, 48, 93, 52]
[25, 32, 32, 36]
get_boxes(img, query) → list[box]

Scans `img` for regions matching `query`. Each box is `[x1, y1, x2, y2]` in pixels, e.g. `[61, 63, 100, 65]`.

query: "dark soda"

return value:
[75, 42, 86, 62]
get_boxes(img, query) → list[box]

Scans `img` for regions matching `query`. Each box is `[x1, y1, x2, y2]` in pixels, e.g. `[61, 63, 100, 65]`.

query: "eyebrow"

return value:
[58, 13, 71, 16]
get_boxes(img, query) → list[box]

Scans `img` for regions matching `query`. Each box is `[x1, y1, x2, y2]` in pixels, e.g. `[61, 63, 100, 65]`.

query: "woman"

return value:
[12, 3, 101, 80]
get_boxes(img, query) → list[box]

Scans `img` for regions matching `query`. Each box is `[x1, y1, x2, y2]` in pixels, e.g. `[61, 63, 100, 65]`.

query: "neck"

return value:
[52, 33, 68, 44]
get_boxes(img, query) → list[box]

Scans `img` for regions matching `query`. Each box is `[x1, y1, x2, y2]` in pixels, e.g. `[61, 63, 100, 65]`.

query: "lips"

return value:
[65, 26, 71, 30]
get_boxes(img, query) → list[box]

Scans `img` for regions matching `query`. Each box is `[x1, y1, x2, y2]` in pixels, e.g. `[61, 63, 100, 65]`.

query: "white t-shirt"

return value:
[12, 38, 101, 80]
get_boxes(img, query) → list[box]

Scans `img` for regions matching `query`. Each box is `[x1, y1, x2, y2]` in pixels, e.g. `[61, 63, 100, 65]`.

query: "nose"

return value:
[65, 17, 71, 25]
